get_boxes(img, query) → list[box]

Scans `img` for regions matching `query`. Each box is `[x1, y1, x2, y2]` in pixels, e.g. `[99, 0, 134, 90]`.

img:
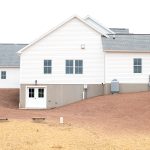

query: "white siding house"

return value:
[18, 16, 109, 109]
[0, 15, 150, 109]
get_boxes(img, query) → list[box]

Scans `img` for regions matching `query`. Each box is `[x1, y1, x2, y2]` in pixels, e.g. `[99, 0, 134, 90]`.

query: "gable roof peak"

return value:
[18, 15, 109, 54]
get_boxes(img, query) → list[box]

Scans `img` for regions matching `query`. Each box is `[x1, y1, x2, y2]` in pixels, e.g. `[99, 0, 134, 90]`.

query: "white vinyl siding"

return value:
[105, 53, 150, 83]
[0, 68, 19, 88]
[20, 18, 104, 84]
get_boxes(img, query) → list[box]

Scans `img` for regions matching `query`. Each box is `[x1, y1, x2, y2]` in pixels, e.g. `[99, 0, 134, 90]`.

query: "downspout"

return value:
[103, 51, 106, 95]
[101, 35, 106, 95]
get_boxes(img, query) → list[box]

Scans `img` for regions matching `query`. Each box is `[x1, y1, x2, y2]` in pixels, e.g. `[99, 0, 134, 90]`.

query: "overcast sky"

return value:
[0, 0, 150, 43]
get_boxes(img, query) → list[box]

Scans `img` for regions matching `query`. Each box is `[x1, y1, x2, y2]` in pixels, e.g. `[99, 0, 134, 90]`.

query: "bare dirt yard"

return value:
[0, 89, 150, 149]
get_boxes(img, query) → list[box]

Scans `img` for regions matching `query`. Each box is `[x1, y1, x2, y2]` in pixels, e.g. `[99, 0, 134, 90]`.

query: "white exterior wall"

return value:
[105, 52, 150, 83]
[20, 18, 104, 84]
[0, 68, 19, 88]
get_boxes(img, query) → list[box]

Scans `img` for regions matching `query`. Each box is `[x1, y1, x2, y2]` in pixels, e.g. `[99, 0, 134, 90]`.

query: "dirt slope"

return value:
[0, 89, 150, 133]
[0, 89, 19, 108]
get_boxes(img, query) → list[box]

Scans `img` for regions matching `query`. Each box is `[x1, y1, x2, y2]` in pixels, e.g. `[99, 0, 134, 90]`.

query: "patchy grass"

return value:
[0, 120, 150, 150]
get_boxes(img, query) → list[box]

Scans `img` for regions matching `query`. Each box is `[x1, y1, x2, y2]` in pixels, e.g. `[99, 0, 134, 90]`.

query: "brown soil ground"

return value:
[0, 89, 150, 134]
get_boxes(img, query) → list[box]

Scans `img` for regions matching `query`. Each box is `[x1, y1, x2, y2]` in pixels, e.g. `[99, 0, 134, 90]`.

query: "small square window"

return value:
[1, 71, 6, 79]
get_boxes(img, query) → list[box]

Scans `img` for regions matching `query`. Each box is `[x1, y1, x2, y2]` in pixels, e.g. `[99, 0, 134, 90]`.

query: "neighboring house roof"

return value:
[84, 16, 115, 34]
[18, 15, 109, 54]
[102, 34, 150, 51]
[109, 28, 129, 34]
[0, 44, 27, 67]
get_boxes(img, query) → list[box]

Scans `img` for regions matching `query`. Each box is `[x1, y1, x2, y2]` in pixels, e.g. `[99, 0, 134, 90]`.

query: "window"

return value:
[66, 60, 83, 74]
[66, 60, 73, 74]
[44, 60, 52, 74]
[38, 88, 44, 98]
[75, 60, 83, 74]
[1, 71, 6, 79]
[29, 88, 34, 98]
[133, 58, 142, 73]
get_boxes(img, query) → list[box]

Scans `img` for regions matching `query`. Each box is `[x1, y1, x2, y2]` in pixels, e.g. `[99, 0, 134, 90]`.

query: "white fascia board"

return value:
[84, 15, 115, 34]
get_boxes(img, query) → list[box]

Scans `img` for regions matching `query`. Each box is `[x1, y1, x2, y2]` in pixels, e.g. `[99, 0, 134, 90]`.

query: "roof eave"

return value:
[0, 66, 20, 68]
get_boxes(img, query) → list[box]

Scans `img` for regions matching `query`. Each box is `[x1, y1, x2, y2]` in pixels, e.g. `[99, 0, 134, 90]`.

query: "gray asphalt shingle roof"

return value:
[0, 44, 27, 67]
[102, 34, 150, 51]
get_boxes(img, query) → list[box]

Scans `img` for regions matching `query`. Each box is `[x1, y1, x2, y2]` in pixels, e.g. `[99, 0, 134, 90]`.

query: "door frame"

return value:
[25, 85, 47, 109]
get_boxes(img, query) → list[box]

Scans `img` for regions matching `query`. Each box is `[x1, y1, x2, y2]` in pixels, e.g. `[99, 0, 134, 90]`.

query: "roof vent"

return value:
[113, 35, 116, 39]
[81, 44, 85, 49]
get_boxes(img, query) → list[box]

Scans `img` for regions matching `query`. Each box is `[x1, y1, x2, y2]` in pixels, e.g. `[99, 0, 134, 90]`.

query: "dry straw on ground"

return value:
[0, 120, 150, 150]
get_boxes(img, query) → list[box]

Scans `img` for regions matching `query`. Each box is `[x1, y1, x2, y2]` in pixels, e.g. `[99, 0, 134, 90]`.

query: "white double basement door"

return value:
[26, 86, 47, 109]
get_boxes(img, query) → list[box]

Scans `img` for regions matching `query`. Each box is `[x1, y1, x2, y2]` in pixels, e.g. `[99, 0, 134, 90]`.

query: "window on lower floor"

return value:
[1, 71, 6, 79]
[38, 88, 44, 98]
[44, 60, 52, 74]
[29, 88, 34, 98]
[133, 58, 142, 73]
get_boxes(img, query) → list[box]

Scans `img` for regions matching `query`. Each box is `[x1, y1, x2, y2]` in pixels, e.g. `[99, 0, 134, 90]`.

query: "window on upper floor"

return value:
[133, 58, 142, 73]
[44, 60, 52, 74]
[66, 60, 83, 74]
[1, 71, 6, 79]
[75, 60, 83, 74]
[66, 60, 73, 74]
